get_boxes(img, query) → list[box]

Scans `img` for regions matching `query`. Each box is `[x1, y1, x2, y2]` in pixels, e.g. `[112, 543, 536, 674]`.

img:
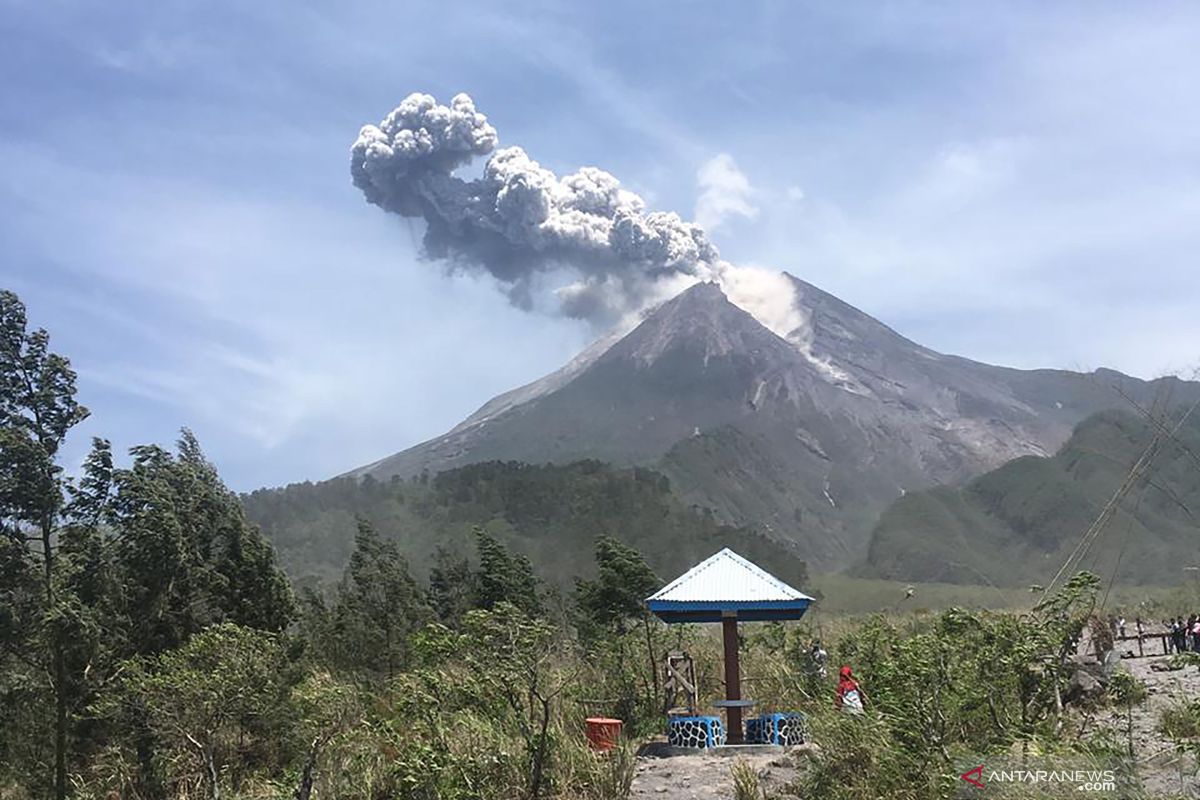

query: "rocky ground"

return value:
[629, 746, 804, 800]
[1097, 652, 1200, 797]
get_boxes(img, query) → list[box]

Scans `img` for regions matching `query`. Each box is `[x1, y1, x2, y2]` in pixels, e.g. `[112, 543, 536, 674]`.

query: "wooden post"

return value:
[722, 614, 743, 744]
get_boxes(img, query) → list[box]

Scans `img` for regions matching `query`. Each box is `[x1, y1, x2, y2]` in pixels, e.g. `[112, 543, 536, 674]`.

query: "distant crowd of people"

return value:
[1165, 616, 1200, 653]
[1108, 614, 1200, 653]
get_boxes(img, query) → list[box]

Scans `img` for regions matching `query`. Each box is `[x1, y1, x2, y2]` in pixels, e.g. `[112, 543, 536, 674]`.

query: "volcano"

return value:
[351, 275, 1198, 569]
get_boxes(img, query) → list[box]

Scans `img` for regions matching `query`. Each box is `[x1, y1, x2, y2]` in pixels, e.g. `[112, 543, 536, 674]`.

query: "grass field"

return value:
[806, 573, 1199, 617]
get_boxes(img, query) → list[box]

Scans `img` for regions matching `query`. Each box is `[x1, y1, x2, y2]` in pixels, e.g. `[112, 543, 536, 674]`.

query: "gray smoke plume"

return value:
[351, 92, 723, 324]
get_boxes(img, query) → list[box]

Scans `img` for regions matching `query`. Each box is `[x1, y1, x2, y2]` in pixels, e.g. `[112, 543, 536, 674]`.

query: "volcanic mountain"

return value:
[351, 275, 1198, 570]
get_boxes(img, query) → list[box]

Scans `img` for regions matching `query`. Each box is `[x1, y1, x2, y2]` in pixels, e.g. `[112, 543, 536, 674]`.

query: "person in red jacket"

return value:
[835, 665, 866, 714]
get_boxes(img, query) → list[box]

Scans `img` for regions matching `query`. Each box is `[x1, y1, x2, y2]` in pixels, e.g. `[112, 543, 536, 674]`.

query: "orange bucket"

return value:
[585, 717, 622, 751]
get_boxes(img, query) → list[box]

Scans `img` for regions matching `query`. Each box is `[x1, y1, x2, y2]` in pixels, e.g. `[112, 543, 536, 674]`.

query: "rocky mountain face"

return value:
[352, 275, 1198, 570]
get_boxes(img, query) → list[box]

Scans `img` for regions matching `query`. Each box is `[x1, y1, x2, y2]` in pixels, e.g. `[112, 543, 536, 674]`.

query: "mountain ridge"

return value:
[346, 275, 1200, 569]
[860, 405, 1200, 585]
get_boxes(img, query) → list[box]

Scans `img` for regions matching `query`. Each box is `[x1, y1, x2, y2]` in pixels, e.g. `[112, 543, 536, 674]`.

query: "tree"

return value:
[76, 431, 296, 798]
[108, 432, 295, 655]
[459, 603, 571, 800]
[575, 536, 660, 631]
[428, 545, 476, 626]
[0, 289, 90, 800]
[287, 670, 361, 800]
[575, 537, 662, 723]
[316, 519, 429, 679]
[474, 527, 542, 617]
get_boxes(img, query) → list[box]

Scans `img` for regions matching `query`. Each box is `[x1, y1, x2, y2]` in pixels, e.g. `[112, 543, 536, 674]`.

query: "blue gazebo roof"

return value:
[645, 548, 814, 623]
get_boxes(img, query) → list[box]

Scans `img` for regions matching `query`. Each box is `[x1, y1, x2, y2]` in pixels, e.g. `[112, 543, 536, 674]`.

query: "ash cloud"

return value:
[351, 92, 723, 325]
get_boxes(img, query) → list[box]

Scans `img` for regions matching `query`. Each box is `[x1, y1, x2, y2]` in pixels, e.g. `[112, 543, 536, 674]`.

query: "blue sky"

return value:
[3, 1, 1199, 490]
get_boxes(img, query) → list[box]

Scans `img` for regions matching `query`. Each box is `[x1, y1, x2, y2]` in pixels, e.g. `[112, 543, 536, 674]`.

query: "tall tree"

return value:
[428, 545, 476, 626]
[0, 291, 297, 796]
[474, 527, 542, 617]
[108, 432, 295, 655]
[575, 536, 662, 715]
[317, 519, 429, 679]
[0, 290, 90, 800]
[575, 536, 661, 632]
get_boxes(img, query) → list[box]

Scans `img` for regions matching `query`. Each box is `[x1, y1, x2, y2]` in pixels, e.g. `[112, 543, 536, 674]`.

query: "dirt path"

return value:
[1098, 653, 1200, 797]
[630, 749, 800, 800]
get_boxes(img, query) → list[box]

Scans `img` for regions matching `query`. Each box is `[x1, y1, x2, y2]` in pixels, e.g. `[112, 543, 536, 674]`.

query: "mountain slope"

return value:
[349, 275, 1200, 569]
[860, 407, 1200, 585]
[243, 460, 811, 592]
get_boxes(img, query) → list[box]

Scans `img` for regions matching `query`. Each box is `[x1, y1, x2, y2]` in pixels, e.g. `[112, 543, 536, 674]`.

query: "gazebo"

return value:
[646, 548, 814, 745]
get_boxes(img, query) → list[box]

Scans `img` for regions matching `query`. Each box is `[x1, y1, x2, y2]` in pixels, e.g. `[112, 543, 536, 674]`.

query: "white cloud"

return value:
[694, 153, 758, 231]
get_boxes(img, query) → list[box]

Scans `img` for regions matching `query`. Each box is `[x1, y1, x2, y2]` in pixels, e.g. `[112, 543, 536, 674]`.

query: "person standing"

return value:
[835, 665, 866, 715]
[810, 640, 829, 679]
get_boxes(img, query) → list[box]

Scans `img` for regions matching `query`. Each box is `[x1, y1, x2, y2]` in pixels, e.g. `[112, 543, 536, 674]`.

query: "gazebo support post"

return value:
[645, 548, 815, 750]
[722, 614, 744, 744]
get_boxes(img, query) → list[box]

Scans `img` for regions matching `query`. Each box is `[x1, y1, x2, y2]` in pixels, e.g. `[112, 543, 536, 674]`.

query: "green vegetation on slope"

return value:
[863, 408, 1200, 586]
[242, 459, 811, 593]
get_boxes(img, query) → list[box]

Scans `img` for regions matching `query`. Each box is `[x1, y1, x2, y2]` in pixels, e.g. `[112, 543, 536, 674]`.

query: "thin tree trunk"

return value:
[185, 732, 220, 800]
[206, 746, 220, 800]
[55, 643, 67, 800]
[293, 737, 321, 800]
[41, 508, 67, 800]
[642, 616, 659, 702]
[529, 694, 552, 800]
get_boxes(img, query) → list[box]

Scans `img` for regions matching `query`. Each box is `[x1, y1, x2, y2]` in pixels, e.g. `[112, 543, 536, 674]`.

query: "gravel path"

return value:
[1097, 653, 1200, 797]
[629, 748, 801, 800]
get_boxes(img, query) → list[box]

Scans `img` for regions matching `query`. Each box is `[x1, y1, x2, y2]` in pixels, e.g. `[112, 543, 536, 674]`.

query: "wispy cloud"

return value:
[695, 153, 758, 231]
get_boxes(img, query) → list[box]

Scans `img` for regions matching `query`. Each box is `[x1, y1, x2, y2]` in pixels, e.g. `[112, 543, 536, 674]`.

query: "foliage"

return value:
[305, 518, 429, 680]
[0, 292, 295, 799]
[1160, 700, 1200, 741]
[866, 408, 1200, 586]
[474, 527, 542, 616]
[797, 574, 1102, 800]
[562, 742, 636, 800]
[575, 535, 660, 633]
[88, 624, 299, 800]
[729, 758, 763, 800]
[1107, 670, 1147, 708]
[428, 544, 476, 625]
[0, 289, 91, 800]
[573, 537, 664, 734]
[242, 460, 810, 595]
[109, 431, 296, 655]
